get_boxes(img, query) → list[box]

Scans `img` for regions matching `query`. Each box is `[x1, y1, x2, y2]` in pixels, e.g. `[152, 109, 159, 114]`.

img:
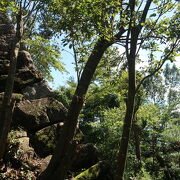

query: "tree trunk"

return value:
[115, 16, 138, 179]
[132, 116, 142, 175]
[132, 118, 141, 162]
[132, 102, 141, 164]
[114, 0, 152, 178]
[38, 39, 112, 180]
[0, 13, 23, 159]
[114, 53, 136, 180]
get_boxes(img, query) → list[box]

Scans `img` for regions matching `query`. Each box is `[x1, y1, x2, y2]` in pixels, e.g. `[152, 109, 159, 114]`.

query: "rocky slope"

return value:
[0, 12, 68, 177]
[0, 12, 112, 179]
[0, 12, 68, 157]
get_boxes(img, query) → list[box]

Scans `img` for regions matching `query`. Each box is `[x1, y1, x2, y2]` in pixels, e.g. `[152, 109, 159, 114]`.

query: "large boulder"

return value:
[36, 144, 101, 176]
[16, 50, 36, 70]
[1, 130, 47, 179]
[12, 97, 67, 132]
[38, 155, 52, 174]
[22, 80, 53, 99]
[12, 97, 67, 157]
[6, 130, 36, 169]
[0, 93, 23, 108]
[29, 124, 63, 157]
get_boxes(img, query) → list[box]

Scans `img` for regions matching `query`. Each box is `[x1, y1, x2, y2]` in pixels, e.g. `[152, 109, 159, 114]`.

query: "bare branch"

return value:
[136, 0, 143, 12]
[72, 41, 81, 83]
[24, 1, 40, 25]
[136, 37, 180, 93]
[22, 0, 27, 9]
[135, 0, 174, 57]
[139, 0, 153, 27]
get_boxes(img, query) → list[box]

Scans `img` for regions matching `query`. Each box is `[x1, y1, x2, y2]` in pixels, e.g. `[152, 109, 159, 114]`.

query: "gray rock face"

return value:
[12, 97, 67, 157]
[0, 13, 43, 94]
[0, 50, 43, 92]
[17, 50, 36, 70]
[0, 13, 49, 98]
[0, 13, 70, 167]
[22, 80, 53, 99]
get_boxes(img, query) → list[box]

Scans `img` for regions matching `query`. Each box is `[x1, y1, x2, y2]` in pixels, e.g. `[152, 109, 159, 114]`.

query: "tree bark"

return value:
[38, 39, 112, 180]
[115, 2, 137, 177]
[0, 13, 23, 159]
[132, 116, 142, 175]
[114, 1, 152, 179]
[132, 101, 142, 163]
[132, 118, 141, 162]
[114, 46, 136, 180]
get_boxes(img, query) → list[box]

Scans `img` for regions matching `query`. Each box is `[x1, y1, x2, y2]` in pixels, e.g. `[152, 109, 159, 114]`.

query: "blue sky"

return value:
[48, 46, 76, 89]
[48, 44, 180, 90]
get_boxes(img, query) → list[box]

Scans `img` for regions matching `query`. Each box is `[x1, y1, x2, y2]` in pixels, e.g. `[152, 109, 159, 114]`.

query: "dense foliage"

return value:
[55, 59, 180, 180]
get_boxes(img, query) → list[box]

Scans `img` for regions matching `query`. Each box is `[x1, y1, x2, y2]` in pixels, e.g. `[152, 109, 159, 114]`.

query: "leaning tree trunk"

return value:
[38, 25, 125, 180]
[0, 13, 23, 159]
[38, 39, 112, 180]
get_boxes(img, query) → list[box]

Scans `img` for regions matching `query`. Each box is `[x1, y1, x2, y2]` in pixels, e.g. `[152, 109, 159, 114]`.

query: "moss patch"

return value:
[0, 74, 8, 80]
[31, 125, 57, 157]
[74, 162, 103, 180]
[14, 77, 35, 85]
[0, 92, 23, 102]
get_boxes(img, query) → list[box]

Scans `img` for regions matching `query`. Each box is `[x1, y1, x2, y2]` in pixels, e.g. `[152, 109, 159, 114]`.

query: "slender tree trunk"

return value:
[114, 1, 152, 178]
[38, 39, 112, 180]
[132, 118, 141, 162]
[132, 115, 142, 175]
[0, 13, 23, 159]
[132, 102, 141, 163]
[115, 4, 137, 177]
[114, 52, 136, 180]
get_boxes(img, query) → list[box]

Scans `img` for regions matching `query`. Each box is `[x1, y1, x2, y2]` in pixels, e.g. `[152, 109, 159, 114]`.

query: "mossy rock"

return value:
[73, 161, 113, 180]
[0, 92, 23, 108]
[71, 143, 99, 172]
[0, 74, 8, 80]
[0, 73, 42, 93]
[0, 92, 23, 101]
[29, 125, 58, 157]
[12, 97, 67, 132]
[12, 97, 67, 157]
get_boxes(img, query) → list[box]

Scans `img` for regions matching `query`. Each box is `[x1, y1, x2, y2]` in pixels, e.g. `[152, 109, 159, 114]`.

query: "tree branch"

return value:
[136, 37, 180, 93]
